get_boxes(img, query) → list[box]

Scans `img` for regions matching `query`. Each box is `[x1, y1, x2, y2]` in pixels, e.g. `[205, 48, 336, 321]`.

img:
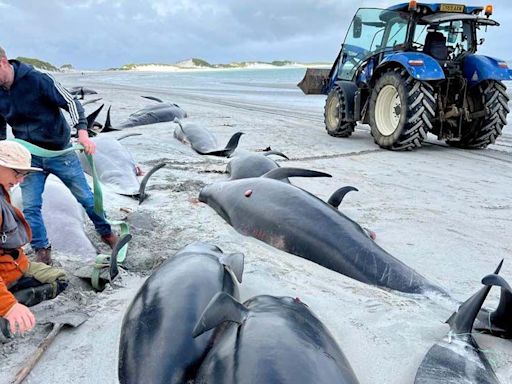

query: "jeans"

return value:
[20, 150, 112, 249]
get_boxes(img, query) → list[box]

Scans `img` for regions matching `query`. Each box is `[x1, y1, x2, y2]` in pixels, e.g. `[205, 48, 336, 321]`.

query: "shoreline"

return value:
[60, 63, 331, 74]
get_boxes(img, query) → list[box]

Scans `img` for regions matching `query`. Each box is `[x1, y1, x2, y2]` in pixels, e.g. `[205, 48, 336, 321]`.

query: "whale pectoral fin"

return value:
[476, 273, 512, 337]
[262, 167, 332, 180]
[138, 163, 166, 204]
[192, 292, 248, 338]
[327, 186, 359, 208]
[141, 95, 164, 103]
[447, 261, 504, 334]
[173, 119, 185, 140]
[220, 252, 245, 283]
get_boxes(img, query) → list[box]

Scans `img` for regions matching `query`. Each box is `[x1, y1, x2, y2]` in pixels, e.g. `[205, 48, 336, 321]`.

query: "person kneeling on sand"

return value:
[0, 141, 68, 336]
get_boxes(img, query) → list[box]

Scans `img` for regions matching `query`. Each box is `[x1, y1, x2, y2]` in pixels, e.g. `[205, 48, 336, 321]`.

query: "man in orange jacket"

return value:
[0, 141, 67, 337]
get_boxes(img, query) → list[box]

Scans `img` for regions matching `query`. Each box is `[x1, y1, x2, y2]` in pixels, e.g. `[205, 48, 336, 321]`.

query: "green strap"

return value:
[11, 139, 130, 291]
[11, 139, 103, 216]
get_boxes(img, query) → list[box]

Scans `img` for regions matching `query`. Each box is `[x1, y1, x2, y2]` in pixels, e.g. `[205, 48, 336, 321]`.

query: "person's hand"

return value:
[4, 303, 35, 336]
[135, 165, 145, 176]
[78, 130, 96, 155]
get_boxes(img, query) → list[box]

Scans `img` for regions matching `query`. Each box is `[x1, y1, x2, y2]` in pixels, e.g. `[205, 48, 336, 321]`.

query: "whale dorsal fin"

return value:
[446, 260, 503, 334]
[203, 132, 245, 157]
[220, 252, 244, 283]
[192, 292, 248, 338]
[262, 167, 331, 180]
[262, 151, 289, 160]
[138, 163, 166, 204]
[327, 186, 359, 208]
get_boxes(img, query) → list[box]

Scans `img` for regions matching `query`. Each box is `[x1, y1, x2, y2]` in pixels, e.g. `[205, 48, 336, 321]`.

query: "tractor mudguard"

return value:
[463, 54, 512, 87]
[333, 80, 358, 122]
[377, 52, 445, 81]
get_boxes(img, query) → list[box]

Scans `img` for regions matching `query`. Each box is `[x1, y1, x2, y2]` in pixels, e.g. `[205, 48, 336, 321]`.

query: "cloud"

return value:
[1, 0, 510, 69]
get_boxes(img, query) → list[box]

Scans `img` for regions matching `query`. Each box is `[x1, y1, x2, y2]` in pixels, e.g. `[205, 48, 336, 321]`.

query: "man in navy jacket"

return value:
[0, 46, 118, 265]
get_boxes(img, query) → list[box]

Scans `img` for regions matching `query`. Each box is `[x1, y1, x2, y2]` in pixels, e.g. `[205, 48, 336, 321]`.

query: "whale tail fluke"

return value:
[263, 167, 332, 180]
[220, 252, 245, 283]
[138, 162, 166, 204]
[192, 292, 248, 338]
[327, 186, 359, 208]
[203, 132, 245, 157]
[446, 260, 504, 335]
[475, 269, 512, 338]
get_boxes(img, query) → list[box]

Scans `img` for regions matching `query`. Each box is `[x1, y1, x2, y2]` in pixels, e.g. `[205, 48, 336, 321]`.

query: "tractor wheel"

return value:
[369, 69, 436, 150]
[447, 80, 509, 149]
[324, 86, 356, 137]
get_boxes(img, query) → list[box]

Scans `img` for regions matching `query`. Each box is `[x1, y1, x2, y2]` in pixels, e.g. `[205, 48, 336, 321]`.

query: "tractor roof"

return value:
[387, 3, 483, 15]
[420, 12, 499, 26]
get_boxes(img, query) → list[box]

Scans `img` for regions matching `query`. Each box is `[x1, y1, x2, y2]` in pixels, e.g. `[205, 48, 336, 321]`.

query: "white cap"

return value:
[0, 141, 42, 172]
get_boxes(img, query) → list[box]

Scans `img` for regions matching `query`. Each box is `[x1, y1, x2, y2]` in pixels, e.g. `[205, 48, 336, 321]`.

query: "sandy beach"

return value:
[1, 69, 511, 384]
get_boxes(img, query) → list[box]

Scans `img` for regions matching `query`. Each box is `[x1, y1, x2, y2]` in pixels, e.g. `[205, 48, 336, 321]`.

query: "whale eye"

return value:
[244, 189, 253, 197]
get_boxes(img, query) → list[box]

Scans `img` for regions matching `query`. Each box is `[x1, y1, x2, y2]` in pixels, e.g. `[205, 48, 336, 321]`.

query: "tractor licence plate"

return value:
[440, 4, 465, 12]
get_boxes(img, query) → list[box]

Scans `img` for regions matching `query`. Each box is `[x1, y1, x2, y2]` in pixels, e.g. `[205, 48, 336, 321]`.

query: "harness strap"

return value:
[10, 139, 130, 291]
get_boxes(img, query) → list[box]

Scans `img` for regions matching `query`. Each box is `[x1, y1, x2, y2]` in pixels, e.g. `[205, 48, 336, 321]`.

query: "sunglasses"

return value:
[12, 169, 30, 178]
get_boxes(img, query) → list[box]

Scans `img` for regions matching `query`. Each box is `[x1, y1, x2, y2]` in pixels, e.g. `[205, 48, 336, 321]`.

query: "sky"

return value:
[0, 0, 510, 70]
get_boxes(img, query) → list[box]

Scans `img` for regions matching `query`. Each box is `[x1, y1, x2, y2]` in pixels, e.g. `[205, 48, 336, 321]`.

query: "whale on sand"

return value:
[78, 134, 165, 203]
[227, 149, 288, 180]
[12, 177, 98, 260]
[67, 86, 98, 100]
[118, 242, 243, 384]
[102, 97, 187, 130]
[199, 167, 446, 295]
[193, 293, 360, 384]
[415, 262, 505, 383]
[174, 119, 243, 157]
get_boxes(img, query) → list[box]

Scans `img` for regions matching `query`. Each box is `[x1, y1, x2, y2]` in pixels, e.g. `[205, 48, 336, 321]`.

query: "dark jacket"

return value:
[0, 60, 87, 150]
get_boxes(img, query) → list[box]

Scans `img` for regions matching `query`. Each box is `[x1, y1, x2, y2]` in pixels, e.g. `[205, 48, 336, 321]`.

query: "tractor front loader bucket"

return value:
[297, 68, 331, 95]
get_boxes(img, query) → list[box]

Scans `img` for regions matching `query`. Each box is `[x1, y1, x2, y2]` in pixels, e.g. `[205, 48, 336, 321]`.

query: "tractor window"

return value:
[382, 17, 408, 49]
[414, 20, 471, 58]
[337, 8, 407, 80]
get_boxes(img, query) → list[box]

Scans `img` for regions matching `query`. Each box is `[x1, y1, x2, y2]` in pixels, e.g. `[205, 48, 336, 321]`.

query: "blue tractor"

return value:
[298, 2, 511, 150]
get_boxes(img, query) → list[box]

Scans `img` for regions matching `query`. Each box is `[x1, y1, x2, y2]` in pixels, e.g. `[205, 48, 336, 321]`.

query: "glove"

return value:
[3, 302, 35, 336]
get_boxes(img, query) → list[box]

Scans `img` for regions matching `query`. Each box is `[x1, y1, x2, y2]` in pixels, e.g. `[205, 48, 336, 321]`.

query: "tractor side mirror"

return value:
[353, 16, 362, 39]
